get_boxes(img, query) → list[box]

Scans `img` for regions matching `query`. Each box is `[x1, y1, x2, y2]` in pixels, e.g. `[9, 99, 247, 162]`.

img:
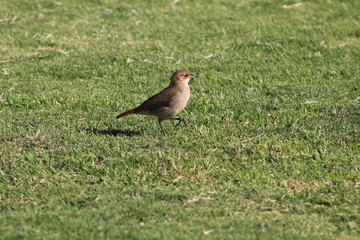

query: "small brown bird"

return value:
[116, 70, 199, 134]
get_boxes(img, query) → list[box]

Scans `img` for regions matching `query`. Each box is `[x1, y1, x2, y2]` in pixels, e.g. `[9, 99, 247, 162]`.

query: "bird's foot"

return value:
[174, 118, 187, 127]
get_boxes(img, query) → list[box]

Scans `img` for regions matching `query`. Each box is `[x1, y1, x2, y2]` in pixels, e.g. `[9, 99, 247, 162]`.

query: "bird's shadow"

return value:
[89, 128, 142, 137]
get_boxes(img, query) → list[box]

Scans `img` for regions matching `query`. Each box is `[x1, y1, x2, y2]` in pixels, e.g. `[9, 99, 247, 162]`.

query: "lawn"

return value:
[0, 0, 359, 239]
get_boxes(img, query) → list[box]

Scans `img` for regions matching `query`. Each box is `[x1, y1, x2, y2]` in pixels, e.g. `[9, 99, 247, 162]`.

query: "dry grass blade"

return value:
[241, 133, 265, 143]
[171, 0, 181, 6]
[0, 59, 16, 63]
[281, 2, 308, 9]
[183, 193, 213, 206]
[0, 83, 18, 102]
[38, 47, 71, 55]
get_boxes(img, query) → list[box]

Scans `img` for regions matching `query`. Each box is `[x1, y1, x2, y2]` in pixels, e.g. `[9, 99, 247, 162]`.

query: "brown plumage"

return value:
[116, 70, 199, 134]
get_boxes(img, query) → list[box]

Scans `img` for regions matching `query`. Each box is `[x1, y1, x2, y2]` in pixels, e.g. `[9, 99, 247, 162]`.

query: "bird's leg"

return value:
[158, 119, 166, 135]
[178, 118, 187, 127]
[169, 118, 187, 127]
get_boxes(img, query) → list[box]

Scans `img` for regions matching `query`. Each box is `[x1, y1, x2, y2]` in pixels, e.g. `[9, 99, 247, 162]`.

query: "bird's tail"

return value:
[116, 109, 136, 119]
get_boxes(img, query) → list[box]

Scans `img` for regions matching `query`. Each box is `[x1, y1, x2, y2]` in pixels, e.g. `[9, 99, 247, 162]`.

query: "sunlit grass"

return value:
[0, 0, 359, 239]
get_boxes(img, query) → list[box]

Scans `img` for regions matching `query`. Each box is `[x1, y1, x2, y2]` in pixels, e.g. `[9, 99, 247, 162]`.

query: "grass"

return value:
[0, 0, 359, 239]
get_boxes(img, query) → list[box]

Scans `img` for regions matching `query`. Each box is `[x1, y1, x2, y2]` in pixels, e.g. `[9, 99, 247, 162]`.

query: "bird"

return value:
[116, 70, 199, 135]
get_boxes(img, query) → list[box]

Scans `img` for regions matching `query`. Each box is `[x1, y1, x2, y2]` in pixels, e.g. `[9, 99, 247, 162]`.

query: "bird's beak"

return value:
[191, 75, 200, 78]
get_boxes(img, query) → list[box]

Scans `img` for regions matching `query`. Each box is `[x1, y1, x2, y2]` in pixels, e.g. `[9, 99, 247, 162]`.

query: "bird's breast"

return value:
[170, 87, 190, 113]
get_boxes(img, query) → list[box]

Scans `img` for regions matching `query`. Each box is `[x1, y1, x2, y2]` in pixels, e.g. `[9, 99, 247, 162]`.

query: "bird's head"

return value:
[171, 70, 199, 85]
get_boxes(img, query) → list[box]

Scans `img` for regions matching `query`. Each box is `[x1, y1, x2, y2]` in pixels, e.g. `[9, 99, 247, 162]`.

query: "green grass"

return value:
[0, 0, 359, 239]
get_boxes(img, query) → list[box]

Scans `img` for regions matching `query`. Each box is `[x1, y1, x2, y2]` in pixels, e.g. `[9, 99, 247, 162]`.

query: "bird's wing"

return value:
[134, 87, 175, 112]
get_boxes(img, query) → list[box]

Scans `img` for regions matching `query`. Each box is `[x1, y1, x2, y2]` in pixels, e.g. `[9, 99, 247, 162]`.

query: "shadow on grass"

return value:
[89, 128, 142, 137]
